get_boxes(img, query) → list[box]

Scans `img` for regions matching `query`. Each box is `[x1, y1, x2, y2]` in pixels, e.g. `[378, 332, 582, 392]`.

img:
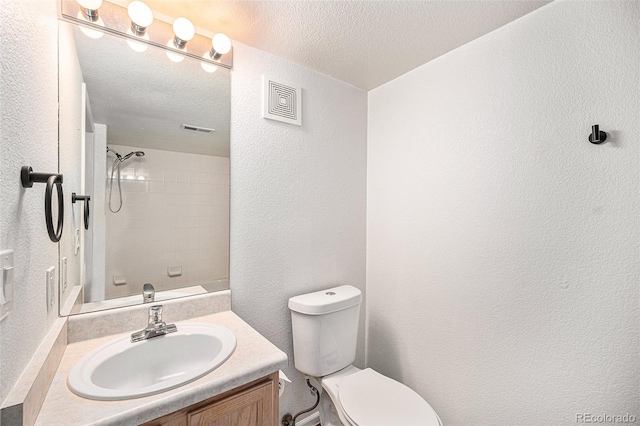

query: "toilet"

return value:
[289, 285, 442, 426]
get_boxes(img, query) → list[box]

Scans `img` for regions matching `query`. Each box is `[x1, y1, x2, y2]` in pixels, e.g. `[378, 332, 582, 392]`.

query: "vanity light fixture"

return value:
[201, 52, 219, 73]
[166, 40, 184, 62]
[127, 1, 153, 36]
[201, 33, 232, 71]
[61, 0, 233, 68]
[127, 29, 149, 52]
[165, 17, 194, 62]
[210, 33, 232, 60]
[172, 17, 195, 49]
[76, 0, 102, 22]
[76, 0, 104, 38]
[77, 12, 105, 39]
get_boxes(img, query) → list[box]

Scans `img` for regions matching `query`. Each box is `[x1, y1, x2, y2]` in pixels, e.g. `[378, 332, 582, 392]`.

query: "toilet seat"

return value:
[321, 367, 441, 426]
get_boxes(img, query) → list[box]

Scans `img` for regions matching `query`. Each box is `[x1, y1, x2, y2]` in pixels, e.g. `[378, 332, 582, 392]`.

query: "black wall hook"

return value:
[72, 193, 91, 230]
[588, 124, 607, 144]
[21, 166, 64, 243]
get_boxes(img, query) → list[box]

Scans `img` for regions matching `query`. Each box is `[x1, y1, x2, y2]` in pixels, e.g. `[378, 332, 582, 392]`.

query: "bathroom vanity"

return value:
[141, 372, 278, 426]
[35, 310, 285, 425]
[1, 292, 287, 426]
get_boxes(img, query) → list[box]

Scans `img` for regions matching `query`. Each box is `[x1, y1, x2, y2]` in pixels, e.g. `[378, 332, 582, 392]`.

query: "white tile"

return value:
[149, 181, 164, 193]
[176, 171, 189, 183]
[137, 193, 150, 206]
[149, 169, 164, 181]
[121, 167, 136, 180]
[189, 172, 200, 184]
[135, 168, 149, 180]
[165, 182, 179, 193]
[149, 193, 164, 207]
[161, 252, 176, 265]
[200, 173, 215, 184]
[164, 170, 177, 183]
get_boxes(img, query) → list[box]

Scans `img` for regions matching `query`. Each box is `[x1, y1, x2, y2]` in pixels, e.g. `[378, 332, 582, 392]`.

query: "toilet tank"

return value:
[289, 285, 362, 377]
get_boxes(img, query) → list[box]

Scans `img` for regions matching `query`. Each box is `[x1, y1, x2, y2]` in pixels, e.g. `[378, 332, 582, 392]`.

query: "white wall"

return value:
[229, 42, 368, 418]
[0, 0, 59, 405]
[105, 145, 229, 300]
[367, 2, 640, 425]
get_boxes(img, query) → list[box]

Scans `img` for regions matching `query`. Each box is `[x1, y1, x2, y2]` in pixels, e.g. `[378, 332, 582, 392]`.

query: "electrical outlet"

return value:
[62, 257, 68, 292]
[0, 250, 14, 322]
[46, 266, 55, 312]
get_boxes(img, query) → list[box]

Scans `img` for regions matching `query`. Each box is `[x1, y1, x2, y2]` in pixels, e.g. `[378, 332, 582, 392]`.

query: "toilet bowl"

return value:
[289, 285, 442, 426]
[317, 365, 442, 426]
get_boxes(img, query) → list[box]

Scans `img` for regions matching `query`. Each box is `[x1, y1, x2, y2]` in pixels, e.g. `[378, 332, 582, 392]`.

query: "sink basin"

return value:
[67, 323, 236, 400]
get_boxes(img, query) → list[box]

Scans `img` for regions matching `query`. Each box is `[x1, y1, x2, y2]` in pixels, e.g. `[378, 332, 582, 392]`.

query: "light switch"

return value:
[0, 250, 14, 322]
[62, 257, 68, 292]
[74, 228, 80, 255]
[46, 266, 55, 312]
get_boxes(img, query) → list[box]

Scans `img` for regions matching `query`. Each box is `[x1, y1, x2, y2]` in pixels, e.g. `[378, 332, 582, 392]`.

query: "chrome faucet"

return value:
[131, 305, 177, 343]
[142, 283, 155, 303]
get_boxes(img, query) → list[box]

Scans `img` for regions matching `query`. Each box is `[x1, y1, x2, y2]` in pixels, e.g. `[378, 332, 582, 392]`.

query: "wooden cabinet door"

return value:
[188, 379, 275, 426]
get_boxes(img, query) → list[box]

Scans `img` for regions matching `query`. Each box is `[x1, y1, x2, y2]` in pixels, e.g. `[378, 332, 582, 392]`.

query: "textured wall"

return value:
[367, 1, 640, 425]
[229, 42, 367, 418]
[0, 0, 59, 404]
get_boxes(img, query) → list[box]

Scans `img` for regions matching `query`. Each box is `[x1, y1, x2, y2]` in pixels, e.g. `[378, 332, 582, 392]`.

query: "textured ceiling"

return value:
[67, 21, 231, 157]
[136, 0, 552, 91]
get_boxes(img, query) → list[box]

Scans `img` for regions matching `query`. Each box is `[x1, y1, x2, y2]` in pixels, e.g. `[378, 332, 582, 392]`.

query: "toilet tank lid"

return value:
[289, 285, 362, 315]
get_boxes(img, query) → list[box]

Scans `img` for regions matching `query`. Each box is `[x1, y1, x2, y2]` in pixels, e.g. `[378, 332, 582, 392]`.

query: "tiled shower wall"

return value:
[105, 144, 229, 300]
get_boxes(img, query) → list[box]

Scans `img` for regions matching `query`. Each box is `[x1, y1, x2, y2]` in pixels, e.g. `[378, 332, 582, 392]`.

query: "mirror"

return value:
[58, 20, 230, 315]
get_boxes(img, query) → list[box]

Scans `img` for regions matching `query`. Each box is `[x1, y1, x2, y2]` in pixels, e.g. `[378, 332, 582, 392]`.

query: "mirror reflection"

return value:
[58, 20, 230, 315]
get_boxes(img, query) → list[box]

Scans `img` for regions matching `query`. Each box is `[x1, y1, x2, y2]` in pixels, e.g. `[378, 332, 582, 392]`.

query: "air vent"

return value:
[180, 124, 215, 133]
[262, 76, 302, 126]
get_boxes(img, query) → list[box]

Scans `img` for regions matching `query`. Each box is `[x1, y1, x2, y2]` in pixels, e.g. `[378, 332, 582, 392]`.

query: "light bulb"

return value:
[76, 0, 102, 9]
[76, 0, 102, 21]
[126, 28, 149, 52]
[127, 1, 153, 35]
[166, 40, 185, 63]
[201, 51, 219, 73]
[77, 12, 105, 39]
[173, 17, 195, 48]
[210, 33, 231, 59]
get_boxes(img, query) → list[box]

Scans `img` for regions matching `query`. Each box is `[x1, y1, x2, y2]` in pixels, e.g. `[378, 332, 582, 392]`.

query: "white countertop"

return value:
[35, 311, 288, 426]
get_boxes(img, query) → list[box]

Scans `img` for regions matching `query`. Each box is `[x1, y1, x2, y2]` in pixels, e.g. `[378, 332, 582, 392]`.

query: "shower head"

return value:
[121, 151, 145, 161]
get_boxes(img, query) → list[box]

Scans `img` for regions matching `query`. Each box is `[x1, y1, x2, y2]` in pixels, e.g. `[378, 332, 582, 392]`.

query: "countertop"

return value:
[35, 311, 288, 426]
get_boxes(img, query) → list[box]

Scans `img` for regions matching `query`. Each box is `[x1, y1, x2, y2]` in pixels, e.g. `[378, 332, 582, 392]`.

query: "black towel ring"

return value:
[72, 193, 91, 230]
[45, 175, 64, 242]
[21, 166, 64, 243]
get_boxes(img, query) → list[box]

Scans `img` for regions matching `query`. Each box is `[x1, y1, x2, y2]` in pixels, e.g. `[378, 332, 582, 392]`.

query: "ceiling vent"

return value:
[262, 76, 302, 126]
[180, 124, 215, 133]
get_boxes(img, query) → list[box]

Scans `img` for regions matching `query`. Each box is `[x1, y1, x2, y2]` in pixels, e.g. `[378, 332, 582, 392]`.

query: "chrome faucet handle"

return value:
[131, 305, 177, 343]
[148, 305, 163, 324]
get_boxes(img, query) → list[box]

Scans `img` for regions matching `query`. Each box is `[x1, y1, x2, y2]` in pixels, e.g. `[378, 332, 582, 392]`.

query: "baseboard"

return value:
[295, 411, 320, 426]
